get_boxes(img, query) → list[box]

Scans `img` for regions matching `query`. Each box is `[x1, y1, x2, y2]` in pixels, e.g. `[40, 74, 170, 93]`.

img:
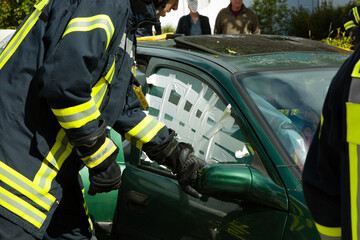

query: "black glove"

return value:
[87, 152, 122, 195]
[165, 143, 206, 198]
[146, 130, 206, 198]
[69, 121, 122, 195]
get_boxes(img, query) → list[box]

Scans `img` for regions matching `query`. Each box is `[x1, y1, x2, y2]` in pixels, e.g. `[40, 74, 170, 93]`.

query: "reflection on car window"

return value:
[239, 68, 336, 171]
[143, 67, 266, 174]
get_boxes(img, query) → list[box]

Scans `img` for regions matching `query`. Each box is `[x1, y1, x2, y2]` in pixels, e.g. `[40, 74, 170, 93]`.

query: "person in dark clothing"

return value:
[136, 22, 162, 37]
[343, 1, 360, 50]
[0, 0, 205, 239]
[302, 38, 360, 239]
[176, 0, 211, 35]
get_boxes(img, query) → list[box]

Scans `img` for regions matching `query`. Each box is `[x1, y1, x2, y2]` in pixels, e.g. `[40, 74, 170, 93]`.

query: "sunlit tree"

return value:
[251, 0, 290, 35]
[0, 0, 36, 29]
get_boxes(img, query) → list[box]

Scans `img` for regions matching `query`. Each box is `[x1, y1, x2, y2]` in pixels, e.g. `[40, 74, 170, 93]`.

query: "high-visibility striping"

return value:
[81, 188, 94, 230]
[92, 58, 115, 108]
[354, 7, 360, 24]
[139, 121, 165, 144]
[62, 15, 114, 49]
[35, 161, 57, 192]
[347, 103, 360, 145]
[0, 161, 55, 209]
[314, 222, 341, 239]
[125, 116, 165, 150]
[81, 138, 117, 168]
[35, 58, 115, 191]
[349, 144, 359, 240]
[318, 114, 324, 139]
[33, 129, 71, 190]
[34, 129, 73, 192]
[104, 58, 116, 82]
[126, 116, 154, 137]
[0, 186, 46, 228]
[51, 98, 100, 129]
[352, 62, 360, 79]
[0, 10, 41, 70]
[347, 77, 360, 240]
[34, 0, 50, 11]
[345, 20, 357, 30]
[52, 57, 115, 129]
[92, 79, 108, 109]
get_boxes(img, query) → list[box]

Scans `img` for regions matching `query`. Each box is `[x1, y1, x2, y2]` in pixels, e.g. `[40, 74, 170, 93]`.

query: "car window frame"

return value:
[232, 66, 341, 181]
[132, 55, 283, 187]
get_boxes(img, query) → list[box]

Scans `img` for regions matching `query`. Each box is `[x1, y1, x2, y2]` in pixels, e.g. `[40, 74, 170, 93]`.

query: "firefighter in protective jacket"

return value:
[302, 41, 360, 239]
[343, 1, 360, 49]
[0, 0, 203, 239]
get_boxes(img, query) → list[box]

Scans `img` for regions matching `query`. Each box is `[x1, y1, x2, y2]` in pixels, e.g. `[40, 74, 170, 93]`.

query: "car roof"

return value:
[137, 34, 351, 72]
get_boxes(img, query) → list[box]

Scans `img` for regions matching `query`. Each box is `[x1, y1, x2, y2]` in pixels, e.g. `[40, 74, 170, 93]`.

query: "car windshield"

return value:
[238, 68, 337, 171]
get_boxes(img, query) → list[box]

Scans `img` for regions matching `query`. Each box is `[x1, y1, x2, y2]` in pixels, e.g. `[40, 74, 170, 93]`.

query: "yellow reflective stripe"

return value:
[104, 58, 116, 83]
[0, 9, 41, 70]
[81, 138, 117, 168]
[34, 129, 74, 192]
[125, 116, 165, 150]
[352, 61, 360, 78]
[349, 143, 359, 239]
[51, 98, 100, 129]
[126, 115, 153, 138]
[45, 129, 73, 170]
[345, 20, 357, 30]
[346, 103, 360, 145]
[318, 114, 324, 139]
[314, 222, 341, 238]
[34, 0, 50, 11]
[92, 78, 108, 109]
[141, 121, 165, 144]
[0, 186, 46, 228]
[62, 15, 114, 49]
[82, 188, 94, 230]
[0, 161, 55, 210]
[91, 58, 115, 109]
[354, 7, 360, 24]
[34, 161, 57, 193]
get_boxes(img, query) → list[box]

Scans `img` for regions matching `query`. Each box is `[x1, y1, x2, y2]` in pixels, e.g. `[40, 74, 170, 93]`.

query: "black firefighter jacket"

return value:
[302, 46, 360, 239]
[0, 0, 169, 238]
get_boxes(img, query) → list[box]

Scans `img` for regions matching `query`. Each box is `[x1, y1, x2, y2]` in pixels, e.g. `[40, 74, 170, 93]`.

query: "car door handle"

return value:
[126, 190, 149, 214]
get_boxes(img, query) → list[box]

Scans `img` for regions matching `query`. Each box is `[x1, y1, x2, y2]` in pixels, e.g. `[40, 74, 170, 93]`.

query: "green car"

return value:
[82, 34, 350, 240]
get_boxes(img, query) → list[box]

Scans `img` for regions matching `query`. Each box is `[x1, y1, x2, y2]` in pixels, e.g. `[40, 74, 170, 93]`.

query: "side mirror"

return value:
[198, 164, 287, 211]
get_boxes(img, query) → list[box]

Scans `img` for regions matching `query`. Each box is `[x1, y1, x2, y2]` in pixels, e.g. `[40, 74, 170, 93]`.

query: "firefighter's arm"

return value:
[113, 76, 205, 198]
[41, 0, 126, 194]
[343, 7, 358, 34]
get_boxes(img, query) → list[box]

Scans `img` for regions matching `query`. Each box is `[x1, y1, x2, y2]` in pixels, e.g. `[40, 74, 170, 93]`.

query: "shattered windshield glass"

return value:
[238, 68, 337, 170]
[175, 35, 349, 55]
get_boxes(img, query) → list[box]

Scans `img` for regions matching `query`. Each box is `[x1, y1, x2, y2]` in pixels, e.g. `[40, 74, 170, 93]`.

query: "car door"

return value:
[114, 55, 289, 240]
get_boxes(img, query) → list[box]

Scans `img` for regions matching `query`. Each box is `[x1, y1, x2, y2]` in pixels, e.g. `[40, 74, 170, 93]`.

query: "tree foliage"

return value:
[0, 0, 36, 29]
[288, 1, 356, 40]
[251, 0, 290, 35]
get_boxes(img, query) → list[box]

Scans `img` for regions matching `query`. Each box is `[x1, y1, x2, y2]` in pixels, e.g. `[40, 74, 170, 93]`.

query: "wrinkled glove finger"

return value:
[182, 185, 202, 198]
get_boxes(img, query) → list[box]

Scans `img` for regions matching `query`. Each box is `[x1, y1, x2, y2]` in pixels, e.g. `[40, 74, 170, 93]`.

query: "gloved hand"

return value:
[145, 130, 206, 198]
[165, 143, 206, 198]
[87, 151, 122, 195]
[70, 121, 122, 195]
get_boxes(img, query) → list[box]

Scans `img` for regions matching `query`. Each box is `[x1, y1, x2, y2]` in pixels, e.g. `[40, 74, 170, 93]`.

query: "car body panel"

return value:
[110, 35, 351, 240]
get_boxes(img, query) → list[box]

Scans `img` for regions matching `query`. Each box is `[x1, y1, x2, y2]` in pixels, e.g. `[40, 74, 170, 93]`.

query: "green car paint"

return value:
[81, 35, 351, 239]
